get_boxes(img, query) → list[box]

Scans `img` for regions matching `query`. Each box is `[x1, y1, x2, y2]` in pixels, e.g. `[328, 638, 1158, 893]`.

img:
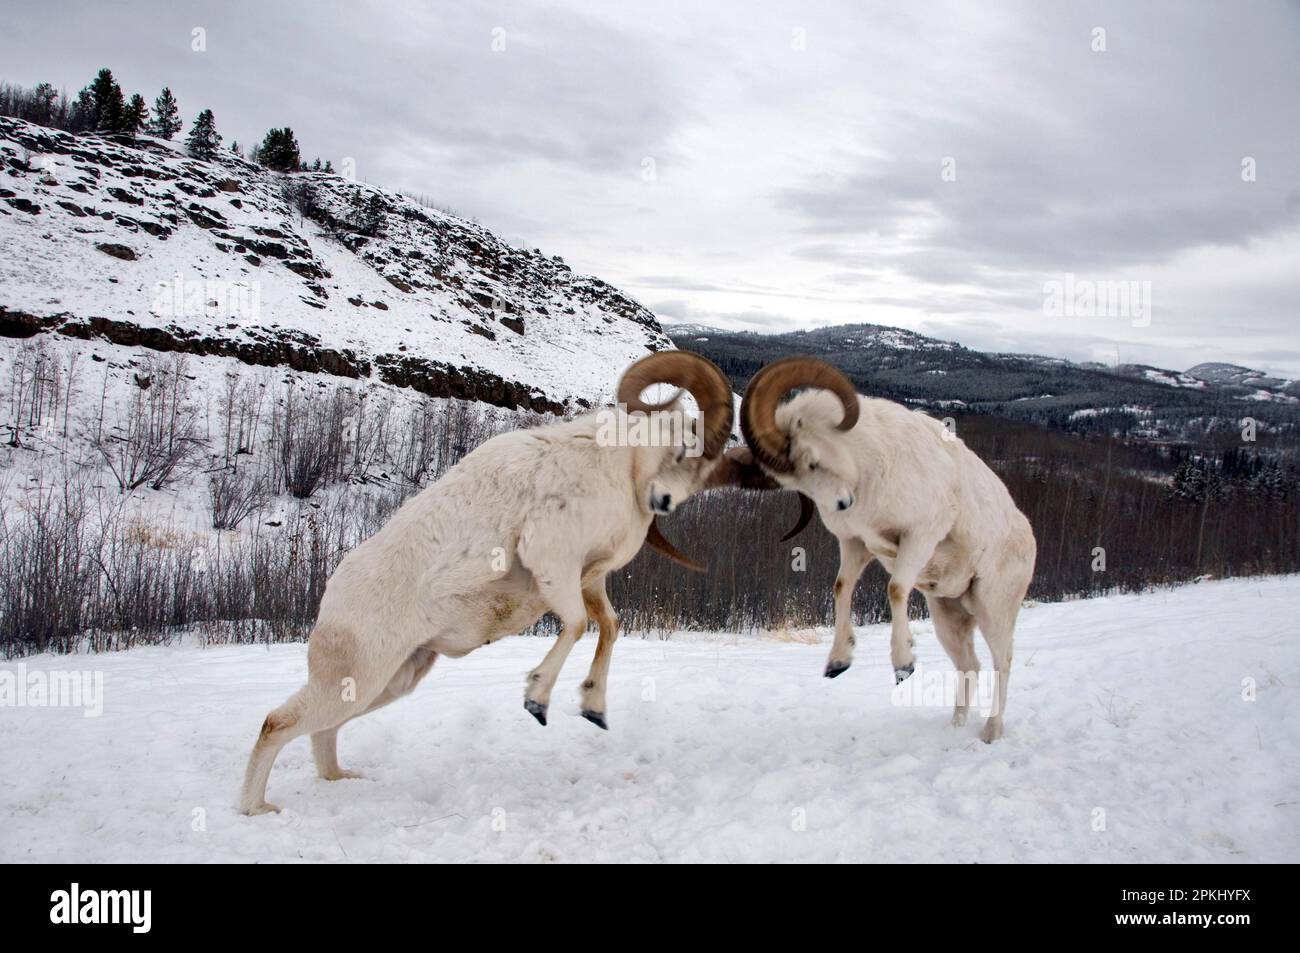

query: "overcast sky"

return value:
[5, 1, 1299, 373]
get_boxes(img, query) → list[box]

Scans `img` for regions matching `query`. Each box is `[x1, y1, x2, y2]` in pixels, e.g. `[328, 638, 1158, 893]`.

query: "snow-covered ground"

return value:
[2, 576, 1297, 863]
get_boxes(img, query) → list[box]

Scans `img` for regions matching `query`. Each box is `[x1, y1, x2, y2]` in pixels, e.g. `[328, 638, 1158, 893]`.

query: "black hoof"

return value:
[524, 699, 548, 726]
[581, 709, 609, 730]
[894, 662, 915, 684]
[824, 660, 851, 679]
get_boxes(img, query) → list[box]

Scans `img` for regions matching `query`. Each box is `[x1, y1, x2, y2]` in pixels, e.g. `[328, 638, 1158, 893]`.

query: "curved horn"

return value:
[617, 350, 734, 459]
[739, 357, 860, 473]
[643, 517, 705, 573]
[779, 494, 816, 542]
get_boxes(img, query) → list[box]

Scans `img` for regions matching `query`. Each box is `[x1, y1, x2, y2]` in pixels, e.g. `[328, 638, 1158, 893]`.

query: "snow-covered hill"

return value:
[1, 116, 668, 413]
[1, 574, 1295, 863]
[1186, 362, 1300, 403]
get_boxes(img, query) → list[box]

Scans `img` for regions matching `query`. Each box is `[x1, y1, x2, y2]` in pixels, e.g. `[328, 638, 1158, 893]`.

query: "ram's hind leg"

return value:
[967, 565, 1030, 743]
[927, 594, 979, 728]
[578, 581, 618, 730]
[311, 644, 438, 781]
[240, 626, 386, 815]
[241, 682, 361, 815]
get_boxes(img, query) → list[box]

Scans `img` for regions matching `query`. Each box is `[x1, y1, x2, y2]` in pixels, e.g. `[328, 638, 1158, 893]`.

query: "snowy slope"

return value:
[0, 117, 669, 411]
[1, 575, 1296, 863]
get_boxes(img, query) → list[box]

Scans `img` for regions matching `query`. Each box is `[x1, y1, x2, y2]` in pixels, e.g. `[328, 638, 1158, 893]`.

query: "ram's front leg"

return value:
[825, 536, 872, 678]
[577, 580, 618, 729]
[885, 533, 941, 683]
[523, 564, 587, 726]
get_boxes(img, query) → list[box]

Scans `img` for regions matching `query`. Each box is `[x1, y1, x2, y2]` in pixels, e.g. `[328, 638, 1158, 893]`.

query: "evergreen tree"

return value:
[28, 83, 58, 126]
[257, 127, 301, 172]
[69, 86, 96, 132]
[311, 157, 321, 172]
[147, 87, 182, 139]
[230, 141, 242, 157]
[89, 67, 125, 133]
[323, 160, 333, 174]
[347, 190, 387, 236]
[185, 108, 222, 160]
[122, 93, 148, 137]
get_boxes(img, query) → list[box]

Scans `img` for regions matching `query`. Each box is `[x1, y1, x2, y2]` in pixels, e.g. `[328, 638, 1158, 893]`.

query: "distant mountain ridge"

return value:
[665, 322, 1300, 443]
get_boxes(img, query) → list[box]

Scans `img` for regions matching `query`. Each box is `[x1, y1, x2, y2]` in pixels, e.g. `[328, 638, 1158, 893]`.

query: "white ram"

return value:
[240, 351, 750, 814]
[738, 357, 1037, 742]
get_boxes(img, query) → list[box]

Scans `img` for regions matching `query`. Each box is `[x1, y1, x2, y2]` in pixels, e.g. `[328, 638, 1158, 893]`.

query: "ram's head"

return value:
[617, 351, 778, 570]
[739, 357, 862, 540]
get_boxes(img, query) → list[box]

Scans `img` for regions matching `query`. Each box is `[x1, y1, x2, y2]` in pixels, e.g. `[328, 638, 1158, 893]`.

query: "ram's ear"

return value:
[705, 446, 782, 490]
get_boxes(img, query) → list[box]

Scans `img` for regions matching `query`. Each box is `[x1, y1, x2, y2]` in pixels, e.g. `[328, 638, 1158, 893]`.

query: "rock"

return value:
[107, 187, 143, 206]
[184, 204, 226, 229]
[96, 242, 137, 261]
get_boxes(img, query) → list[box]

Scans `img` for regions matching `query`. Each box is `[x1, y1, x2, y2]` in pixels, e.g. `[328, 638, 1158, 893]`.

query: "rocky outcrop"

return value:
[0, 306, 565, 414]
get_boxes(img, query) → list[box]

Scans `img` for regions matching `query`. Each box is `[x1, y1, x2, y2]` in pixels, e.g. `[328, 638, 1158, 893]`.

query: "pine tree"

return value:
[147, 87, 182, 139]
[230, 141, 242, 157]
[311, 157, 321, 172]
[185, 108, 222, 160]
[347, 190, 387, 236]
[323, 160, 333, 174]
[257, 127, 301, 172]
[69, 86, 96, 132]
[122, 93, 148, 137]
[89, 67, 125, 133]
[28, 83, 58, 126]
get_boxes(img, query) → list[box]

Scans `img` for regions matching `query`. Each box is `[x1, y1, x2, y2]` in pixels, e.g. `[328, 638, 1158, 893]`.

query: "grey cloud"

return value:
[4, 0, 1297, 373]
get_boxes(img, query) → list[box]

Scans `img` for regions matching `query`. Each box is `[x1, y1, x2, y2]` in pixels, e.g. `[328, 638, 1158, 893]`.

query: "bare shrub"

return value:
[4, 338, 63, 447]
[269, 383, 350, 498]
[213, 369, 267, 466]
[92, 354, 203, 492]
[343, 390, 393, 482]
[279, 178, 321, 225]
[208, 464, 271, 530]
[0, 474, 95, 653]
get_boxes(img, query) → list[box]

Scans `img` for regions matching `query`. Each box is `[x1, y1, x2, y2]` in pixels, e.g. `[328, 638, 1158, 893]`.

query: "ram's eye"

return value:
[808, 462, 819, 472]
